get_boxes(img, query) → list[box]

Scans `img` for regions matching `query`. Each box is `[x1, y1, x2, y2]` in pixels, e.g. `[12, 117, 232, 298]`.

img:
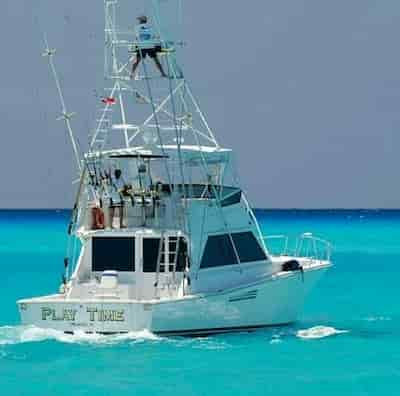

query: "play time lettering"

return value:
[41, 307, 125, 322]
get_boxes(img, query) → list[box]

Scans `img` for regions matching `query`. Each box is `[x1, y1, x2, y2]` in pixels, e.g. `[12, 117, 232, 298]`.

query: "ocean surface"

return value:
[0, 209, 399, 395]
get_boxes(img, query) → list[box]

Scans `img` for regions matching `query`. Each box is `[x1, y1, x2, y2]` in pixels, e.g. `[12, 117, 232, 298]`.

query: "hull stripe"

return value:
[155, 323, 291, 336]
[63, 323, 292, 337]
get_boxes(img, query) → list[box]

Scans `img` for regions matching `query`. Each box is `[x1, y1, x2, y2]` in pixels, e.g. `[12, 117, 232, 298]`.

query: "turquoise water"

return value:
[1, 210, 399, 395]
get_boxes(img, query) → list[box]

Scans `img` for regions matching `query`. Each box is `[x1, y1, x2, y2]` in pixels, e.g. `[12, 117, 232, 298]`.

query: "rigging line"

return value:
[164, 52, 186, 185]
[119, 80, 188, 126]
[140, 54, 174, 193]
[242, 192, 269, 254]
[106, 4, 131, 148]
[151, 0, 164, 44]
[187, 116, 243, 273]
[117, 82, 130, 147]
[149, 2, 189, 233]
[38, 30, 95, 274]
[147, 2, 185, 163]
[90, 82, 118, 149]
[195, 201, 208, 280]
[107, 3, 119, 76]
[65, 149, 97, 281]
[140, 63, 185, 232]
[156, 15, 233, 263]
[163, 54, 190, 235]
[142, 81, 184, 127]
[176, 83, 195, 255]
[185, 83, 219, 147]
[103, 0, 111, 77]
[126, 82, 219, 146]
[168, 85, 217, 145]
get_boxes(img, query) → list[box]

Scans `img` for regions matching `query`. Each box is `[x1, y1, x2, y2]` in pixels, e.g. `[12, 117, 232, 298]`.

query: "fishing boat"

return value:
[18, 0, 332, 336]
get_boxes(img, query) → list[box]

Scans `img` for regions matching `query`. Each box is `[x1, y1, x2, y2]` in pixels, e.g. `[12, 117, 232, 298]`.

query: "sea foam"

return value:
[296, 326, 349, 339]
[0, 325, 160, 345]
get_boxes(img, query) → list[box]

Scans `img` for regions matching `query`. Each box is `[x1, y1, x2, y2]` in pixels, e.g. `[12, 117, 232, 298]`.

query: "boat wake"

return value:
[0, 325, 161, 346]
[296, 325, 349, 340]
[363, 316, 392, 322]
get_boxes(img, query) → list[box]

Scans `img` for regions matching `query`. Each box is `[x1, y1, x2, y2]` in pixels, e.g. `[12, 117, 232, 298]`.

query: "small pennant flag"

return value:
[102, 97, 117, 105]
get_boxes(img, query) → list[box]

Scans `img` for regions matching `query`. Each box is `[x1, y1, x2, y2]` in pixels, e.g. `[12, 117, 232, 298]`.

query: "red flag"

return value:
[102, 97, 116, 105]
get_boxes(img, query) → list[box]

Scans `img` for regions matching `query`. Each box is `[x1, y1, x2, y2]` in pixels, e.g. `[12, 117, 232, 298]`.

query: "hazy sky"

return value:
[1, 0, 400, 208]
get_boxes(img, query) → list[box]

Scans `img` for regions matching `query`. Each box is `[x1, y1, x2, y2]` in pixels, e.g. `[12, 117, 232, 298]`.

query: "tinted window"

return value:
[232, 232, 267, 262]
[143, 238, 161, 273]
[200, 234, 237, 269]
[143, 237, 188, 273]
[92, 237, 135, 272]
[200, 232, 266, 269]
[221, 190, 242, 207]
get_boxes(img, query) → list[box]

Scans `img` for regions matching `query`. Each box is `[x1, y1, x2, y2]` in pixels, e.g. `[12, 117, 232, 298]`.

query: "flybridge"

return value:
[90, 0, 215, 153]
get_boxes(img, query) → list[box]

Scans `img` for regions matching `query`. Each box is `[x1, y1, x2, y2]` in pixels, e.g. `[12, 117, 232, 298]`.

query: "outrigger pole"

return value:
[42, 36, 82, 172]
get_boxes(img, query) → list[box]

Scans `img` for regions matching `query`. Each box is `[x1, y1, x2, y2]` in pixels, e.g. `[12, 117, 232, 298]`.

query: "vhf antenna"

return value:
[42, 34, 82, 172]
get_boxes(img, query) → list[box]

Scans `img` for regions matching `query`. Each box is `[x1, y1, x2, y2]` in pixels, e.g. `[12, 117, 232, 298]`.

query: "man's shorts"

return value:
[136, 46, 162, 59]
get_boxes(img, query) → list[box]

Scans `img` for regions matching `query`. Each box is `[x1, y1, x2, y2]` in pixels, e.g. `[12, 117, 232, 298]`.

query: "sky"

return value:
[1, 0, 400, 209]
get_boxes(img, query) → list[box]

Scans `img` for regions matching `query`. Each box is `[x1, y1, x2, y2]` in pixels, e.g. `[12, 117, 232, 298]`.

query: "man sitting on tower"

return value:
[131, 15, 167, 79]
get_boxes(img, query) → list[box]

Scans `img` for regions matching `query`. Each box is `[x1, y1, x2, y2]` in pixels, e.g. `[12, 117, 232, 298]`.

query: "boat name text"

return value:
[41, 307, 125, 322]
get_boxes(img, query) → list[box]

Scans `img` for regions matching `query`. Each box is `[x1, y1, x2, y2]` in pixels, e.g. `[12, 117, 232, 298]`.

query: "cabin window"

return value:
[143, 238, 161, 273]
[143, 237, 188, 273]
[92, 237, 135, 272]
[200, 232, 266, 269]
[200, 234, 237, 269]
[233, 232, 267, 262]
[220, 189, 242, 207]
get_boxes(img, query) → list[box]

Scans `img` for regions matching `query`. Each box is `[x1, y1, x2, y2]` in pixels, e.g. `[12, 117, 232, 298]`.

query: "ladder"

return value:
[154, 235, 181, 298]
[91, 106, 114, 151]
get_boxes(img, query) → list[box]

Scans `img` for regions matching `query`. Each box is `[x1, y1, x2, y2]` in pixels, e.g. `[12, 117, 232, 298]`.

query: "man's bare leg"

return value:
[119, 206, 124, 228]
[109, 207, 115, 228]
[131, 58, 141, 79]
[153, 56, 167, 77]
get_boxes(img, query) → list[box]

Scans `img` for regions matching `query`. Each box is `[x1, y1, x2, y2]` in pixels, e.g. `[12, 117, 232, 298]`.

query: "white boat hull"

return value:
[18, 263, 329, 336]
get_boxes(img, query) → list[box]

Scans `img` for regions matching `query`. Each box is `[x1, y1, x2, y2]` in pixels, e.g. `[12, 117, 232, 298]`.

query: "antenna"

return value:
[42, 34, 82, 172]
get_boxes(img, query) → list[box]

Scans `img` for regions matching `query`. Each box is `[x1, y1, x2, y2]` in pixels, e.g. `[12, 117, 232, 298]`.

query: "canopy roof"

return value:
[86, 145, 232, 165]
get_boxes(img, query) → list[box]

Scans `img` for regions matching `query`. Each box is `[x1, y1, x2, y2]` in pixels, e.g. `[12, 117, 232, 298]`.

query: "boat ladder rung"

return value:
[104, 87, 130, 92]
[109, 75, 131, 81]
[168, 236, 180, 277]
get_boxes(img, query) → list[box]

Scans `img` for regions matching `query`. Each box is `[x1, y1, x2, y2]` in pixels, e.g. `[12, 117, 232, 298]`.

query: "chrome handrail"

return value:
[263, 233, 332, 261]
[295, 233, 332, 261]
[263, 235, 289, 256]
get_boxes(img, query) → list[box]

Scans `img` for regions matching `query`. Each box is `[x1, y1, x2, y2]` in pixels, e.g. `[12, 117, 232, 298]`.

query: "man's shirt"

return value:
[135, 23, 158, 49]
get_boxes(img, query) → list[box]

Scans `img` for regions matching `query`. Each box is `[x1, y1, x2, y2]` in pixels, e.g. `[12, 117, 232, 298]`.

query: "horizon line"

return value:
[0, 208, 399, 211]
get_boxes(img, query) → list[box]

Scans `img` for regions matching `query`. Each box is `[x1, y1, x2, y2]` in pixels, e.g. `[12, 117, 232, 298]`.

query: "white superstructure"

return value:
[18, 0, 332, 336]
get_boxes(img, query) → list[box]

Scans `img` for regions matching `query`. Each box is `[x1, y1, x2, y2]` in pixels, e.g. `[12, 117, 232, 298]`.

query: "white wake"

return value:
[296, 325, 349, 340]
[0, 325, 160, 345]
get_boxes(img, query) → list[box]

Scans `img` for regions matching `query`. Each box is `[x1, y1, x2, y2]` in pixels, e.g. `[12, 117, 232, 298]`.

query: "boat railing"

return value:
[263, 235, 290, 256]
[263, 233, 332, 261]
[295, 233, 332, 261]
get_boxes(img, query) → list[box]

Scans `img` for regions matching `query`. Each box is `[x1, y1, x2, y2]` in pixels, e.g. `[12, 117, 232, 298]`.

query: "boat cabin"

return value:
[70, 230, 189, 300]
